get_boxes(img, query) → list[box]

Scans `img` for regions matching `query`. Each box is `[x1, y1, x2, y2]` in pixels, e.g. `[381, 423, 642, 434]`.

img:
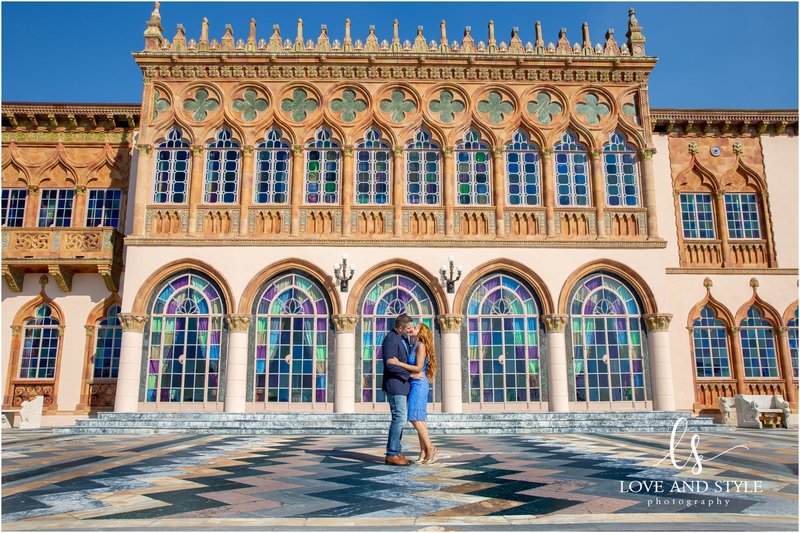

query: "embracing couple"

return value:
[381, 313, 439, 466]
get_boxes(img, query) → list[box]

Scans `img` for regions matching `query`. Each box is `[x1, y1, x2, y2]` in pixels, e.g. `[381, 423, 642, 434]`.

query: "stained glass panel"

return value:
[554, 131, 589, 207]
[740, 307, 779, 378]
[603, 132, 640, 207]
[456, 129, 491, 205]
[305, 128, 340, 204]
[94, 305, 122, 379]
[692, 306, 731, 378]
[406, 129, 441, 205]
[154, 128, 190, 204]
[505, 131, 540, 206]
[355, 128, 391, 205]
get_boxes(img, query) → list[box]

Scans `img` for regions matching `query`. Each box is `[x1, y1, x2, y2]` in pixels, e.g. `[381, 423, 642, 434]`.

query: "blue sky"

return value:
[2, 1, 797, 109]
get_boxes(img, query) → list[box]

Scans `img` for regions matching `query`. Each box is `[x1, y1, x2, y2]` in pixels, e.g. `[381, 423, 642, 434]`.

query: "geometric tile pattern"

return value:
[2, 429, 797, 530]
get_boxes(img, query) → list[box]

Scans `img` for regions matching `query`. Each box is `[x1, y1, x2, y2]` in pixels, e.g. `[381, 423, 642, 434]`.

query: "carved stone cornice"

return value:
[118, 313, 148, 332]
[542, 314, 568, 333]
[437, 314, 464, 333]
[651, 109, 798, 137]
[644, 313, 673, 332]
[332, 314, 358, 333]
[225, 314, 251, 332]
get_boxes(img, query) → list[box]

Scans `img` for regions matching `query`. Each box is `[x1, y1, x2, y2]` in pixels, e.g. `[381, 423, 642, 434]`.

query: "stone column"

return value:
[492, 147, 506, 237]
[760, 190, 777, 267]
[543, 315, 569, 412]
[290, 145, 304, 236]
[713, 191, 732, 266]
[224, 315, 251, 413]
[24, 185, 40, 227]
[776, 327, 797, 404]
[590, 149, 606, 239]
[540, 148, 556, 237]
[644, 313, 676, 411]
[238, 145, 254, 236]
[332, 314, 358, 413]
[114, 313, 148, 412]
[392, 146, 404, 237]
[437, 314, 464, 413]
[187, 145, 205, 235]
[729, 326, 747, 395]
[442, 146, 455, 237]
[131, 145, 152, 235]
[72, 186, 87, 227]
[638, 147, 660, 239]
[341, 145, 354, 237]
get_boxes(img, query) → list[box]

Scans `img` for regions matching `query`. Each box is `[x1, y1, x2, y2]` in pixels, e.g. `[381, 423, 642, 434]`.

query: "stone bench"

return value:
[717, 397, 737, 425]
[1, 396, 43, 429]
[734, 394, 790, 429]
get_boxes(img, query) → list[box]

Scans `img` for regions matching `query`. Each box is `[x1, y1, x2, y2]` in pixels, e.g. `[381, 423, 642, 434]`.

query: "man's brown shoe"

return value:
[397, 454, 416, 464]
[385, 455, 412, 466]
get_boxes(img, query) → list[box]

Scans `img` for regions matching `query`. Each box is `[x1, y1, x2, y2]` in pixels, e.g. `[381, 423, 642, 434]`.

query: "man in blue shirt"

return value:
[381, 313, 415, 465]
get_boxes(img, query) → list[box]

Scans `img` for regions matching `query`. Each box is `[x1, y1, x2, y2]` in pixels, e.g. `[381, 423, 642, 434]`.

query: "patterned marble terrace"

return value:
[1, 428, 797, 531]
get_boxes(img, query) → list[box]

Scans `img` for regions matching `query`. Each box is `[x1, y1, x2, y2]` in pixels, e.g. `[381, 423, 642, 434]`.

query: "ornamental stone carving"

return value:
[330, 89, 367, 122]
[118, 313, 148, 332]
[643, 313, 673, 332]
[477, 91, 514, 124]
[437, 314, 464, 333]
[232, 89, 268, 122]
[151, 89, 170, 120]
[281, 88, 318, 121]
[332, 314, 358, 332]
[63, 232, 101, 252]
[225, 314, 251, 332]
[429, 90, 465, 123]
[13, 233, 50, 251]
[576, 93, 610, 124]
[182, 88, 220, 121]
[379, 90, 416, 123]
[543, 314, 568, 333]
[527, 92, 562, 124]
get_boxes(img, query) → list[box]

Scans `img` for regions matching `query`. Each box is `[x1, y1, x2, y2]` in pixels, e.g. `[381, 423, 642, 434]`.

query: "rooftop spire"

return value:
[247, 18, 257, 52]
[581, 22, 592, 55]
[534, 21, 544, 53]
[487, 20, 497, 53]
[391, 19, 401, 52]
[343, 18, 353, 52]
[143, 1, 165, 50]
[626, 7, 646, 56]
[294, 18, 304, 51]
[439, 20, 449, 52]
[198, 17, 209, 51]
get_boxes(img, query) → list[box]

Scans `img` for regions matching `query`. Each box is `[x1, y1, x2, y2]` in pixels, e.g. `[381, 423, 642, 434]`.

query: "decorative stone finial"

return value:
[316, 24, 331, 51]
[534, 21, 545, 53]
[461, 25, 476, 53]
[267, 24, 282, 52]
[581, 22, 592, 54]
[688, 141, 698, 155]
[556, 27, 571, 54]
[39, 274, 49, 294]
[144, 1, 164, 50]
[198, 17, 209, 51]
[750, 277, 760, 291]
[412, 25, 427, 53]
[343, 18, 353, 51]
[294, 18, 304, 51]
[604, 28, 620, 55]
[487, 20, 497, 53]
[626, 7, 646, 56]
[364, 24, 379, 52]
[439, 20, 450, 52]
[247, 18, 257, 52]
[221, 23, 235, 51]
[703, 277, 713, 291]
[509, 27, 523, 53]
[171, 24, 187, 52]
[732, 141, 743, 155]
[391, 19, 401, 52]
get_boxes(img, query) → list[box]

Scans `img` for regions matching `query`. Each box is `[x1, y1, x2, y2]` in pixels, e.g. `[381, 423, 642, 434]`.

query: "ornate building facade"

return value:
[2, 4, 798, 423]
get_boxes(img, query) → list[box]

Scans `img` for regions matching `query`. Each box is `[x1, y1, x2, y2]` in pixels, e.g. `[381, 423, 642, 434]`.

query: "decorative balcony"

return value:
[2, 227, 123, 292]
[728, 240, 770, 267]
[680, 239, 772, 268]
[681, 239, 724, 267]
[604, 208, 648, 238]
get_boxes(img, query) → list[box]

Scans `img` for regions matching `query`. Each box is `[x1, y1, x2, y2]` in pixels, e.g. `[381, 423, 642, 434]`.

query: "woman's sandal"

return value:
[427, 447, 439, 464]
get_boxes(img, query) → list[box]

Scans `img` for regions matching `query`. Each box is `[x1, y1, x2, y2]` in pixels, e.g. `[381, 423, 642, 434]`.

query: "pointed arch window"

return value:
[355, 128, 391, 205]
[204, 128, 241, 204]
[724, 193, 761, 239]
[691, 306, 731, 378]
[456, 129, 491, 205]
[406, 129, 440, 205]
[305, 128, 341, 204]
[603, 132, 640, 207]
[788, 307, 798, 378]
[554, 131, 590, 207]
[1, 188, 27, 227]
[154, 128, 190, 204]
[20, 305, 60, 379]
[679, 193, 716, 239]
[254, 129, 291, 204]
[93, 304, 122, 379]
[505, 131, 540, 206]
[739, 307, 779, 378]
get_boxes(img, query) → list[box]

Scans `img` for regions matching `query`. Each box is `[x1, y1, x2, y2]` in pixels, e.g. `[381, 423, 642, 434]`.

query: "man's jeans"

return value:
[386, 393, 407, 457]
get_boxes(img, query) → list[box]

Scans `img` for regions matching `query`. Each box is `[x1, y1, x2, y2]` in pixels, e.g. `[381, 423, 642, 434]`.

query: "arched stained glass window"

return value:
[360, 273, 436, 404]
[466, 273, 542, 403]
[739, 307, 779, 378]
[94, 304, 122, 379]
[254, 273, 330, 404]
[19, 305, 60, 379]
[691, 306, 731, 378]
[255, 129, 291, 204]
[456, 129, 491, 205]
[356, 128, 391, 205]
[305, 128, 340, 204]
[406, 129, 440, 205]
[146, 272, 226, 403]
[788, 307, 798, 379]
[603, 132, 640, 207]
[554, 131, 590, 207]
[568, 273, 648, 402]
[204, 128, 241, 204]
[505, 131, 540, 206]
[154, 128, 190, 204]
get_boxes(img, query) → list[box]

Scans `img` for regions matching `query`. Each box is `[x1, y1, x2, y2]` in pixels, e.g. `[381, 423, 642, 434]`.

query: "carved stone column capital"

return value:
[225, 314, 251, 332]
[442, 146, 454, 157]
[543, 314, 568, 333]
[541, 147, 554, 157]
[731, 326, 741, 334]
[644, 313, 673, 332]
[135, 144, 152, 155]
[775, 326, 789, 338]
[491, 146, 504, 157]
[292, 145, 303, 156]
[118, 313, 148, 332]
[84, 325, 95, 335]
[589, 148, 603, 159]
[392, 145, 404, 156]
[190, 144, 205, 156]
[638, 148, 655, 159]
[241, 145, 254, 156]
[437, 314, 464, 333]
[74, 185, 87, 195]
[10, 325, 21, 337]
[332, 314, 359, 333]
[343, 145, 355, 156]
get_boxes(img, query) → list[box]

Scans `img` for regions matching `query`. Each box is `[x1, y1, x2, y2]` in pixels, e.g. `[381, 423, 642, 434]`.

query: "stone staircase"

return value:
[54, 411, 724, 435]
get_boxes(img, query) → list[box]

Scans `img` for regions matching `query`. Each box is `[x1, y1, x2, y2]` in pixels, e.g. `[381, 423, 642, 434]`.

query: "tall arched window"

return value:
[359, 273, 437, 404]
[505, 131, 540, 206]
[20, 305, 60, 379]
[554, 131, 590, 207]
[94, 304, 122, 379]
[305, 127, 341, 204]
[154, 128, 190, 204]
[739, 307, 779, 378]
[456, 129, 491, 205]
[406, 129, 440, 205]
[568, 273, 648, 402]
[146, 272, 226, 403]
[355, 128, 391, 205]
[602, 132, 640, 207]
[204, 128, 241, 204]
[788, 307, 798, 378]
[253, 272, 330, 404]
[466, 273, 542, 403]
[254, 129, 291, 205]
[691, 306, 731, 378]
